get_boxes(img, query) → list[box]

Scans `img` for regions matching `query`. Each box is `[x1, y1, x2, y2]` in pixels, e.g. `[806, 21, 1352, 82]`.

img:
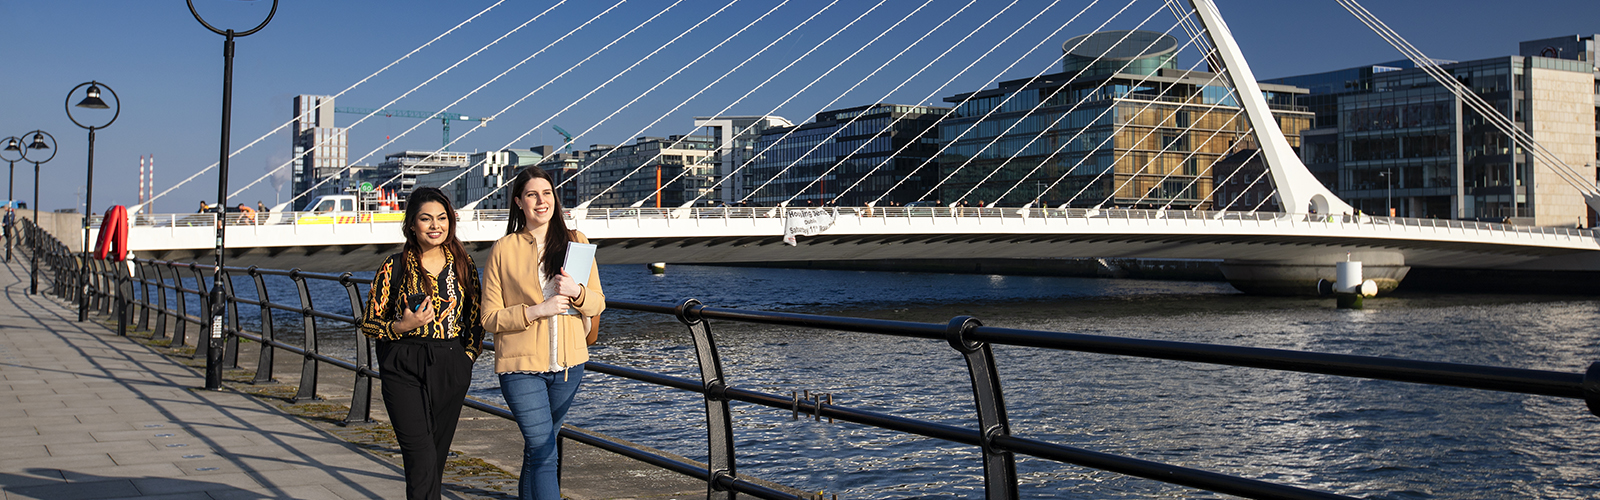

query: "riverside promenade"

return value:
[0, 254, 712, 500]
[0, 259, 424, 499]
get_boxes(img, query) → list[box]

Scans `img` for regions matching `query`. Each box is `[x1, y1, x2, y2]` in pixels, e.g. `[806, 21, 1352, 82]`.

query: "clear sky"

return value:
[1, 0, 1595, 213]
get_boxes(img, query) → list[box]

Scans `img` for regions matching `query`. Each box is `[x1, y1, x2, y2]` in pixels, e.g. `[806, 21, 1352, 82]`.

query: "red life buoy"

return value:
[93, 205, 130, 261]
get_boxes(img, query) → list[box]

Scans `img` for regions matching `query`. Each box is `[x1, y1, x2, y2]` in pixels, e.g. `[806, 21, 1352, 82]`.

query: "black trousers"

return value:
[378, 338, 473, 500]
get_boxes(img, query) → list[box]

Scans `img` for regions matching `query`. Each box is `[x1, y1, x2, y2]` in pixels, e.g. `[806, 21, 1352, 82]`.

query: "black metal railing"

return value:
[24, 216, 1600, 500]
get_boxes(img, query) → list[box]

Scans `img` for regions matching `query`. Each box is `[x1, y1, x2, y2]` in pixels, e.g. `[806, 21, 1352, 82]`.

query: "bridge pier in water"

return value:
[1218, 251, 1409, 296]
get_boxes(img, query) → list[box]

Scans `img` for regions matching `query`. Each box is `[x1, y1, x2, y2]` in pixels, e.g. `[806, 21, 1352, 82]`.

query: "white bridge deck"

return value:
[105, 207, 1600, 273]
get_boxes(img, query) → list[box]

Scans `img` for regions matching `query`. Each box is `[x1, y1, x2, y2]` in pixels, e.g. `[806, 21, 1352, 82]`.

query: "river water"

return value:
[175, 265, 1600, 499]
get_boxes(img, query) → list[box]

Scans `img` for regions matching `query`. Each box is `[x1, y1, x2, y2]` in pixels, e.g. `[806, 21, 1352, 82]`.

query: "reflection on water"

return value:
[160, 264, 1600, 498]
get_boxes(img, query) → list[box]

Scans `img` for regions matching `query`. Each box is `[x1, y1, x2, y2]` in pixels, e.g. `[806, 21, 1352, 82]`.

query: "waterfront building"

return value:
[291, 95, 350, 203]
[412, 147, 548, 210]
[746, 103, 947, 207]
[693, 115, 792, 204]
[577, 135, 717, 208]
[1266, 34, 1598, 225]
[934, 30, 1311, 209]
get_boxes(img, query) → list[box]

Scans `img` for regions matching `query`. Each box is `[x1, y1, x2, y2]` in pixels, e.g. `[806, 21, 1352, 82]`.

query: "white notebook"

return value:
[563, 242, 597, 285]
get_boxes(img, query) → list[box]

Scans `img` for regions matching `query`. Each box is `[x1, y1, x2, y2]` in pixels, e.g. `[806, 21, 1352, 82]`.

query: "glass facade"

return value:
[747, 104, 947, 206]
[934, 69, 1309, 209]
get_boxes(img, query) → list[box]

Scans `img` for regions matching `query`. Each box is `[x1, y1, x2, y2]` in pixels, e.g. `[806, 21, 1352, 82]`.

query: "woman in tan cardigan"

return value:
[480, 166, 603, 500]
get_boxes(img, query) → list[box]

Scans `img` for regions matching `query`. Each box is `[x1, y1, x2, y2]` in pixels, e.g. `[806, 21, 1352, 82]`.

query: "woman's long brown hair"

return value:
[505, 166, 570, 278]
[400, 187, 477, 296]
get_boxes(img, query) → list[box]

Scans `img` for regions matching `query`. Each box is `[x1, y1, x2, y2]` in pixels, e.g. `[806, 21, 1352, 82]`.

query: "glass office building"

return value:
[935, 30, 1311, 209]
[577, 135, 718, 208]
[747, 103, 948, 206]
[1267, 35, 1598, 226]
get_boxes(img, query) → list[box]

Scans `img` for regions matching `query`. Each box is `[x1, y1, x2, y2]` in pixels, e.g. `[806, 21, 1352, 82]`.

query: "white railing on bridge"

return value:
[109, 206, 1597, 240]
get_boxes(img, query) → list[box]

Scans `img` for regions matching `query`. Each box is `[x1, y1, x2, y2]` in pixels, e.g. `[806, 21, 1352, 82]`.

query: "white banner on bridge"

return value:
[783, 208, 837, 246]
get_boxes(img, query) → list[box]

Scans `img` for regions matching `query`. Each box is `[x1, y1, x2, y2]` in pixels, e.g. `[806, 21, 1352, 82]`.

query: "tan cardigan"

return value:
[480, 229, 605, 374]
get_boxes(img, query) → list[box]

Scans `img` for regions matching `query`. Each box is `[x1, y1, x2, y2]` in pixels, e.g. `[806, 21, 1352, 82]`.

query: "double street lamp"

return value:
[66, 81, 121, 322]
[1, 137, 23, 263]
[19, 131, 56, 295]
[190, 0, 277, 390]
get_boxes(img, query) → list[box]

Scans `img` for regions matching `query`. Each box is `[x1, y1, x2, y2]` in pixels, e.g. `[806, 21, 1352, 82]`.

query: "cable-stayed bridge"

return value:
[95, 0, 1600, 293]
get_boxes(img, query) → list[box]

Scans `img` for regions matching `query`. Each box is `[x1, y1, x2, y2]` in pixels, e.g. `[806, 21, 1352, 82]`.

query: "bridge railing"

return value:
[116, 207, 1596, 242]
[29, 229, 1599, 499]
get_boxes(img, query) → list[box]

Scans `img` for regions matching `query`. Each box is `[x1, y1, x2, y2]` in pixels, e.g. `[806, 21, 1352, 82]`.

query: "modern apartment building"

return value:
[576, 135, 718, 208]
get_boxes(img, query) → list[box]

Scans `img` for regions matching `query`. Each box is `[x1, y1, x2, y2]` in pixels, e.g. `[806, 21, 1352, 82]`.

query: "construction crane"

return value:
[334, 107, 491, 150]
[552, 125, 574, 154]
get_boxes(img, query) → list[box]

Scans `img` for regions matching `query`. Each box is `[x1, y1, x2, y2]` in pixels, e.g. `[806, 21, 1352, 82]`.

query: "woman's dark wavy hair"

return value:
[400, 187, 476, 296]
[505, 166, 570, 278]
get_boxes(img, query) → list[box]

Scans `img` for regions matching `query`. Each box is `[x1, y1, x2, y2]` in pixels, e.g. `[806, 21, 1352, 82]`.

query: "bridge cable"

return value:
[1336, 0, 1597, 199]
[922, 4, 1185, 207]
[534, 0, 848, 210]
[868, 0, 1152, 207]
[449, 0, 829, 211]
[582, 0, 939, 209]
[736, 0, 989, 207]
[706, 0, 1027, 209]
[1192, 147, 1265, 212]
[506, 0, 898, 210]
[367, 0, 687, 202]
[951, 11, 1214, 208]
[137, 0, 510, 212]
[827, 0, 1107, 206]
[387, 0, 760, 206]
[270, 0, 578, 210]
[442, 0, 782, 208]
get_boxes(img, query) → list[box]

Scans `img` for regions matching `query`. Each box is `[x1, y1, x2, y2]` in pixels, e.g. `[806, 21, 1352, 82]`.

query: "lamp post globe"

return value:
[66, 81, 121, 322]
[190, 0, 277, 391]
[1, 137, 24, 264]
[18, 130, 56, 296]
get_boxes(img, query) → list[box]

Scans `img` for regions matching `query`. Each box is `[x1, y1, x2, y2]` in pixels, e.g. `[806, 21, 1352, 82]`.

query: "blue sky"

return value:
[1, 0, 1595, 213]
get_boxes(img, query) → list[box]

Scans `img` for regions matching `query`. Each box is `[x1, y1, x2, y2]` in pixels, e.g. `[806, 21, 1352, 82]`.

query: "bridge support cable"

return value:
[576, 0, 940, 210]
[457, 0, 862, 210]
[733, 0, 989, 207]
[134, 1, 509, 213]
[869, 0, 1151, 208]
[491, 0, 901, 210]
[447, 0, 787, 208]
[270, 1, 575, 210]
[828, 1, 1099, 207]
[948, 14, 1219, 209]
[646, 0, 1005, 210]
[438, 0, 803, 210]
[540, 0, 852, 211]
[1058, 49, 1236, 209]
[368, 0, 661, 200]
[1334, 0, 1600, 213]
[1218, 158, 1275, 213]
[918, 7, 1193, 208]
[402, 0, 774, 200]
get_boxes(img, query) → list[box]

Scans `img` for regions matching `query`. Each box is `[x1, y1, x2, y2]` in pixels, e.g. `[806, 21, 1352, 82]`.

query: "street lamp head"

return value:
[3, 138, 18, 152]
[75, 85, 111, 109]
[28, 133, 49, 150]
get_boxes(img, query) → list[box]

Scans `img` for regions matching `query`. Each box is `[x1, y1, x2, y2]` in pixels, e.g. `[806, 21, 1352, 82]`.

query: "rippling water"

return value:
[164, 265, 1600, 498]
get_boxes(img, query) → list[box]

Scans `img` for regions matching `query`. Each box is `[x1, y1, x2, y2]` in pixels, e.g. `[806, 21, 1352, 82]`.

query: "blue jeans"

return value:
[499, 365, 584, 500]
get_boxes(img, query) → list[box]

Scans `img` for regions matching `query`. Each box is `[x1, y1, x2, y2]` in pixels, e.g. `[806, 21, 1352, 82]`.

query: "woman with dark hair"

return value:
[480, 166, 604, 500]
[358, 187, 483, 500]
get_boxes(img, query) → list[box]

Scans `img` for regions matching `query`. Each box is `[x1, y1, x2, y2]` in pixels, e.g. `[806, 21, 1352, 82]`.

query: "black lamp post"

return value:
[190, 0, 277, 391]
[1378, 168, 1392, 217]
[66, 81, 121, 322]
[19, 131, 56, 295]
[1, 137, 22, 263]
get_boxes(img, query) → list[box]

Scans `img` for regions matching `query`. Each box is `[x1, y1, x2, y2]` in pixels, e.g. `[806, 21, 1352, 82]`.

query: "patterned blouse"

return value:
[359, 249, 485, 359]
